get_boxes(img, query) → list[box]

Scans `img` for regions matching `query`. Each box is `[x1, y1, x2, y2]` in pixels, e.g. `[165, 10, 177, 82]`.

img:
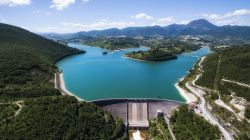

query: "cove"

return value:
[56, 43, 210, 102]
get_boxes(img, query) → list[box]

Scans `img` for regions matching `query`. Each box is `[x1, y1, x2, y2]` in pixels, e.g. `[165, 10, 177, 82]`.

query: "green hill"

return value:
[0, 23, 126, 139]
[196, 45, 250, 101]
[0, 96, 126, 140]
[195, 45, 250, 138]
[170, 105, 220, 140]
[0, 23, 84, 100]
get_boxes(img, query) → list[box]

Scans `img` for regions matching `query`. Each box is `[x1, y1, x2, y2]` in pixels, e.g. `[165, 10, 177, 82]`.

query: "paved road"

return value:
[185, 57, 233, 140]
[186, 76, 233, 140]
[164, 117, 176, 140]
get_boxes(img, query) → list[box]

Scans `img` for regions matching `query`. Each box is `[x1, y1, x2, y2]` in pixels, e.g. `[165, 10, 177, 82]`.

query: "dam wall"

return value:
[91, 98, 183, 129]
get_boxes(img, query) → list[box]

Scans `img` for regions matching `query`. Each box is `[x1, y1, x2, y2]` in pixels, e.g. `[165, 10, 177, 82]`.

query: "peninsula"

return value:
[124, 48, 177, 61]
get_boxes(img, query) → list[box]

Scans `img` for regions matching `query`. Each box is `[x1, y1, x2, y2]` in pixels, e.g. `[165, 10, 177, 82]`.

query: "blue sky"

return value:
[1, 0, 250, 33]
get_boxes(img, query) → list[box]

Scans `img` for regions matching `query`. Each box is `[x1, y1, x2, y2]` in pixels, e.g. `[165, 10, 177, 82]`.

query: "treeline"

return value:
[170, 105, 221, 140]
[0, 96, 126, 140]
[78, 36, 140, 50]
[142, 38, 201, 52]
[125, 48, 177, 61]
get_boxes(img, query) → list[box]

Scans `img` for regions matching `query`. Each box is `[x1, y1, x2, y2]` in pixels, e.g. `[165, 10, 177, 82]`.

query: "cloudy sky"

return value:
[1, 0, 250, 33]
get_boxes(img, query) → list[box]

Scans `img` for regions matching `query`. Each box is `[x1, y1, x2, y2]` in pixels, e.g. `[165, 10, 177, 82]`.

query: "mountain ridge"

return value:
[42, 19, 250, 40]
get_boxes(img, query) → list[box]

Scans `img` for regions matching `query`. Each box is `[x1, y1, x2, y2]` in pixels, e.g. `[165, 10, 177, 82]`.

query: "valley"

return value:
[0, 17, 250, 140]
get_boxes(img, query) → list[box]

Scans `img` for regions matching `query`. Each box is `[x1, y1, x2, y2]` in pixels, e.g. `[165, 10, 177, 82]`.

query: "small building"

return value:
[156, 110, 163, 117]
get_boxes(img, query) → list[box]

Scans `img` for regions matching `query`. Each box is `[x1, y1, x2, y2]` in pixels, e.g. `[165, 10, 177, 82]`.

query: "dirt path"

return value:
[221, 79, 250, 88]
[211, 55, 242, 121]
[214, 54, 221, 90]
[0, 101, 24, 119]
[14, 101, 23, 116]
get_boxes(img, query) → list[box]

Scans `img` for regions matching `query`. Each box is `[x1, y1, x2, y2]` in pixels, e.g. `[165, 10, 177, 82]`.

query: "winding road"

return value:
[185, 57, 233, 140]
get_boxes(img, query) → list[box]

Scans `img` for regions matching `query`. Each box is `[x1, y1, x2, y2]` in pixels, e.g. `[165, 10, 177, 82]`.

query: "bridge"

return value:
[92, 98, 183, 129]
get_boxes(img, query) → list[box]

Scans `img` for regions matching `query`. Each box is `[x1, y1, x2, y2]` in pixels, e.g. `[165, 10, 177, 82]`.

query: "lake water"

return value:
[56, 43, 210, 102]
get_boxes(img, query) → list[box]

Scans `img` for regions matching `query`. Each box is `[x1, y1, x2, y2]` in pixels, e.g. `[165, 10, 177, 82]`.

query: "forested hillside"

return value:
[170, 105, 220, 140]
[196, 45, 250, 101]
[0, 23, 84, 101]
[0, 96, 126, 140]
[0, 23, 126, 140]
[195, 45, 250, 139]
[78, 36, 140, 50]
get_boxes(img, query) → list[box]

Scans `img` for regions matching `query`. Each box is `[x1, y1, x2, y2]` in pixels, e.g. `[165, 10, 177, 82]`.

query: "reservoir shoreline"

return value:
[55, 72, 84, 101]
[175, 77, 198, 103]
[56, 71, 187, 104]
[56, 44, 210, 102]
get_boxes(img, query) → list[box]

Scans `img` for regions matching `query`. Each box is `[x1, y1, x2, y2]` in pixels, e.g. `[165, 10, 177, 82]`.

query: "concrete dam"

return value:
[92, 98, 183, 129]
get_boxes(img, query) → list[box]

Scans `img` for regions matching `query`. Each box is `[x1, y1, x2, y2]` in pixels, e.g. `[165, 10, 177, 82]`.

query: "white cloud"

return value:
[32, 10, 51, 16]
[151, 17, 175, 26]
[61, 21, 136, 31]
[226, 9, 250, 17]
[34, 20, 138, 33]
[203, 14, 221, 20]
[34, 15, 189, 33]
[50, 0, 75, 10]
[0, 0, 31, 6]
[157, 17, 175, 25]
[203, 9, 250, 25]
[130, 13, 153, 20]
[179, 20, 190, 24]
[81, 0, 89, 2]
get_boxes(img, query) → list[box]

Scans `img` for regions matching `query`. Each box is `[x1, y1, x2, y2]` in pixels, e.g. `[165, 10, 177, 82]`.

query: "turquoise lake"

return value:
[56, 43, 210, 102]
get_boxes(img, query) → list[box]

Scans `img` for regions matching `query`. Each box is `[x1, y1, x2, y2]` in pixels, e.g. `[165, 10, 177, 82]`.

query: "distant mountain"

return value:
[70, 19, 250, 40]
[186, 19, 218, 30]
[76, 26, 168, 37]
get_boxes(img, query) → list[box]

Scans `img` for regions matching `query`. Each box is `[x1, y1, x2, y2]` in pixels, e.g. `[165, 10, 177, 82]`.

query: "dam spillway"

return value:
[92, 98, 183, 129]
[128, 102, 149, 128]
